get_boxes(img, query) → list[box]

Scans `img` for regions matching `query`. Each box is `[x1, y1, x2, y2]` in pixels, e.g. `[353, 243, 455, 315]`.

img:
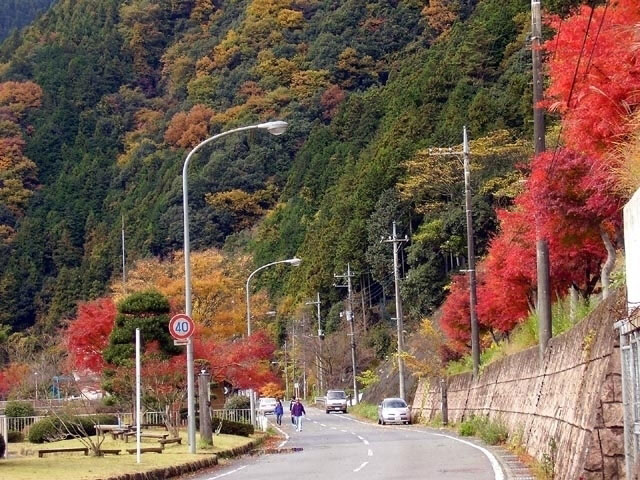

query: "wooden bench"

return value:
[158, 437, 182, 446]
[141, 423, 168, 430]
[126, 447, 162, 454]
[98, 449, 121, 455]
[110, 429, 131, 441]
[124, 432, 170, 443]
[38, 447, 89, 458]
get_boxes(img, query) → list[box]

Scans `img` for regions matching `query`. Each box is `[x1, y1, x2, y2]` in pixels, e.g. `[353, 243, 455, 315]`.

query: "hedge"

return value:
[4, 401, 35, 418]
[211, 418, 254, 437]
[28, 414, 118, 443]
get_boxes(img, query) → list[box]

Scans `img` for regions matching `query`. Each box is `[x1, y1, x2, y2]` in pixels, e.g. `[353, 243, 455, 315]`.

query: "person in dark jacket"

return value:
[291, 398, 306, 432]
[274, 398, 284, 425]
[289, 397, 296, 424]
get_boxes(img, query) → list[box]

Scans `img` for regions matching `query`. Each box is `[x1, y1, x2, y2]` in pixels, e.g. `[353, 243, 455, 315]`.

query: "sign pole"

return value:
[135, 328, 141, 464]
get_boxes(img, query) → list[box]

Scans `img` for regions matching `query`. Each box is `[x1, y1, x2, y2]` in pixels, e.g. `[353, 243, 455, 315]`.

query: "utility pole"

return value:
[335, 264, 358, 404]
[283, 340, 289, 398]
[306, 292, 324, 392]
[121, 215, 126, 290]
[383, 221, 409, 400]
[532, 0, 552, 357]
[360, 275, 368, 333]
[429, 127, 480, 377]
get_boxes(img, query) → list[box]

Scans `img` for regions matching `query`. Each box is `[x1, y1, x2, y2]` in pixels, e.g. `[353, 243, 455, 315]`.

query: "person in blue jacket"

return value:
[274, 398, 284, 425]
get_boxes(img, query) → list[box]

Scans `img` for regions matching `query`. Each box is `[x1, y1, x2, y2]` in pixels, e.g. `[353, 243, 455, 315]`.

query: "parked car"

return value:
[257, 397, 278, 415]
[377, 397, 411, 425]
[325, 389, 348, 413]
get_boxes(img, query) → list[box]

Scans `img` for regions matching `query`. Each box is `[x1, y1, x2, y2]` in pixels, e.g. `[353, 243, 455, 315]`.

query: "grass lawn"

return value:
[2, 431, 255, 480]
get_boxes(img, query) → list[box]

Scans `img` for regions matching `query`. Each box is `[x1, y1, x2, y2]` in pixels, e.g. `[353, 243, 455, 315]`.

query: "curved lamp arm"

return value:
[246, 258, 302, 336]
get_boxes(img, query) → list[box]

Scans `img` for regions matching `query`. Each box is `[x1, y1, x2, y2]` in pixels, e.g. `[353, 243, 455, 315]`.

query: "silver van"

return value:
[325, 390, 348, 413]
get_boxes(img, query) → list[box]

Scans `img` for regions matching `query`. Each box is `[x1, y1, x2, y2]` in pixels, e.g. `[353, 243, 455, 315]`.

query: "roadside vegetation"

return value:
[348, 402, 378, 423]
[3, 432, 255, 480]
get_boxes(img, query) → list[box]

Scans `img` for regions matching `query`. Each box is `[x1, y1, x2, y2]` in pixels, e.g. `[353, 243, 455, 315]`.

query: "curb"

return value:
[102, 436, 263, 480]
[250, 446, 303, 455]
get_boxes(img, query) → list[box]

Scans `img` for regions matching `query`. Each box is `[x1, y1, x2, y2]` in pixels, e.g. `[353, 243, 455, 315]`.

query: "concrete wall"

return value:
[412, 292, 625, 479]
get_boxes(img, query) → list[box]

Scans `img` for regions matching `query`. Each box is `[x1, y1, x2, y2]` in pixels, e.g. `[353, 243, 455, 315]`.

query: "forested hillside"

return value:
[0, 0, 57, 42]
[1, 0, 629, 381]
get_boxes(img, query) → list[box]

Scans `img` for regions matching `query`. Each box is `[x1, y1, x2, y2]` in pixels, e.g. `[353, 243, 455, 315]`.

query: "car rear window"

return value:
[385, 400, 407, 408]
[327, 391, 346, 399]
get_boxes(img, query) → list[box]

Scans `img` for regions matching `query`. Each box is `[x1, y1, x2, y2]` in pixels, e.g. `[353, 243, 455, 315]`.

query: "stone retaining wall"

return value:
[412, 292, 625, 479]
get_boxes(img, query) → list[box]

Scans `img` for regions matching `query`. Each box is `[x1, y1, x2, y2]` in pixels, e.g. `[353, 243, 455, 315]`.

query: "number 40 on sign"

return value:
[169, 314, 194, 341]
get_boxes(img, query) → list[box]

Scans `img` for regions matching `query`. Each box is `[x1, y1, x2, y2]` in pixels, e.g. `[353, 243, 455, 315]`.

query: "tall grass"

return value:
[348, 402, 378, 422]
[446, 294, 598, 375]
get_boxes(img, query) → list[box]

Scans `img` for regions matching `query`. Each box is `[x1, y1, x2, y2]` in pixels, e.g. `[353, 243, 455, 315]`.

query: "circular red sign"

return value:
[169, 314, 194, 340]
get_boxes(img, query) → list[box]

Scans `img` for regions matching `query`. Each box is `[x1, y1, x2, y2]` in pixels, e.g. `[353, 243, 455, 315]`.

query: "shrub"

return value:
[211, 418, 254, 436]
[28, 414, 118, 443]
[4, 401, 35, 418]
[479, 419, 509, 445]
[28, 417, 60, 443]
[224, 395, 250, 410]
[7, 430, 23, 442]
[0, 433, 5, 458]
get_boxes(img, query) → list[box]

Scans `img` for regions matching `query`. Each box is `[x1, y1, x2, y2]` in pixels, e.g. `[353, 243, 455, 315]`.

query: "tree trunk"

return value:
[570, 284, 579, 323]
[600, 229, 616, 300]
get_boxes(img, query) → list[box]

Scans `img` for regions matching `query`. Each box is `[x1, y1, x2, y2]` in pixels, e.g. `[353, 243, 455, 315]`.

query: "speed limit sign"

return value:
[169, 314, 195, 340]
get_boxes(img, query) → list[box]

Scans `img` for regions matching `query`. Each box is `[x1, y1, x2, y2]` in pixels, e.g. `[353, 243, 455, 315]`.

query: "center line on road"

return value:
[354, 461, 368, 472]
[320, 423, 327, 427]
[331, 427, 337, 430]
[363, 439, 369, 445]
[341, 429, 347, 433]
[368, 449, 373, 457]
[206, 465, 247, 479]
[357, 435, 364, 441]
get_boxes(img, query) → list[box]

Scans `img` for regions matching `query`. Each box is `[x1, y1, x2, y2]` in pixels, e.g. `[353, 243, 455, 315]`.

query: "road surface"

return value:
[184, 407, 504, 480]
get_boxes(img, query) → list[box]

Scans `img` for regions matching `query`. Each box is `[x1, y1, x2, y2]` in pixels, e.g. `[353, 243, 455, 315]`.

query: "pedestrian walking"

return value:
[291, 398, 306, 432]
[289, 397, 296, 425]
[275, 398, 284, 426]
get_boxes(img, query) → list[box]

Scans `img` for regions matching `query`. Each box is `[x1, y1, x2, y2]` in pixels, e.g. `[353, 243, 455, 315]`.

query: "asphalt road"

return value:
[184, 407, 505, 480]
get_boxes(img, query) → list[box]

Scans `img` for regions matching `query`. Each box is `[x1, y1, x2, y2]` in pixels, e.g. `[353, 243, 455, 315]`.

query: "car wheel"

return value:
[326, 410, 330, 414]
[377, 418, 381, 425]
[381, 419, 385, 425]
[343, 409, 347, 414]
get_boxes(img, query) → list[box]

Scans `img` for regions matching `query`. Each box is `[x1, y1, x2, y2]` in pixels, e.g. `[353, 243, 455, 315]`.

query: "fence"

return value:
[617, 318, 640, 476]
[2, 408, 255, 439]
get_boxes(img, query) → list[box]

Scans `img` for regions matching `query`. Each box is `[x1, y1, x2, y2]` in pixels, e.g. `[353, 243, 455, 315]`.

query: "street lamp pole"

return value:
[183, 120, 288, 453]
[245, 257, 301, 427]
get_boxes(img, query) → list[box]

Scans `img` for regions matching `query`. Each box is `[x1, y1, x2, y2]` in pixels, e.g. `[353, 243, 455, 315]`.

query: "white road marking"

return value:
[271, 423, 290, 448]
[363, 439, 369, 445]
[357, 435, 364, 441]
[313, 421, 318, 424]
[341, 429, 347, 433]
[206, 465, 247, 479]
[368, 448, 373, 457]
[331, 427, 337, 430]
[354, 461, 368, 472]
[320, 423, 327, 427]
[397, 427, 505, 480]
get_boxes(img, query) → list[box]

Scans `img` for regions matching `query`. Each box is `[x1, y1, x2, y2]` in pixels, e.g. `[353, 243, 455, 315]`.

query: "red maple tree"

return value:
[64, 298, 117, 372]
[544, 0, 640, 156]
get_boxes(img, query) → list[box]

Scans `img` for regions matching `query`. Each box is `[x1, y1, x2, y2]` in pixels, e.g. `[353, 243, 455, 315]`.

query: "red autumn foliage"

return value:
[65, 298, 117, 372]
[439, 274, 472, 353]
[0, 363, 30, 399]
[476, 208, 535, 332]
[194, 329, 278, 389]
[543, 0, 640, 156]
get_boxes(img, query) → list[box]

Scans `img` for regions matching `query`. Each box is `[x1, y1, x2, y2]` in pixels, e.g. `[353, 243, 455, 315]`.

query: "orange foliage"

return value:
[164, 104, 215, 148]
[0, 81, 43, 118]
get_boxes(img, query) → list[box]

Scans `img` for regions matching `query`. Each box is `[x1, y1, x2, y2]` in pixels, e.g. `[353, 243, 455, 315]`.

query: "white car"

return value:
[257, 397, 277, 415]
[325, 390, 348, 413]
[377, 397, 411, 425]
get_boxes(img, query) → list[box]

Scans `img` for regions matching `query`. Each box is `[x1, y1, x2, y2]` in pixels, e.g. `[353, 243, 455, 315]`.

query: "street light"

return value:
[245, 257, 301, 426]
[246, 257, 301, 336]
[183, 120, 288, 453]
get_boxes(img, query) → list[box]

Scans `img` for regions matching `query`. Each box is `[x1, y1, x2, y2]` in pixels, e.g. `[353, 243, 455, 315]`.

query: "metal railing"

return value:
[617, 319, 640, 477]
[1, 408, 256, 440]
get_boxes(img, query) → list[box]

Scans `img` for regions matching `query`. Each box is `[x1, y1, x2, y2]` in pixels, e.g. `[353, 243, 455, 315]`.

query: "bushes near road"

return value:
[348, 402, 378, 422]
[458, 415, 508, 445]
[211, 418, 254, 437]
